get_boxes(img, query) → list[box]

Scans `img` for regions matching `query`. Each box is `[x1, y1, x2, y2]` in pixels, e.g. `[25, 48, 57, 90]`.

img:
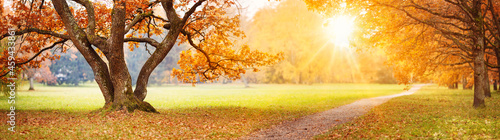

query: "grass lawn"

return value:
[0, 83, 406, 139]
[315, 85, 500, 139]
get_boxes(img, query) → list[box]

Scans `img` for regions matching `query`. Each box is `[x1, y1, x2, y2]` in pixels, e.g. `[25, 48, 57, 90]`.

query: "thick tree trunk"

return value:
[52, 0, 115, 105]
[134, 1, 184, 101]
[471, 0, 487, 108]
[28, 77, 34, 90]
[495, 44, 500, 91]
[133, 45, 176, 101]
[483, 68, 491, 97]
[102, 1, 157, 113]
[473, 48, 486, 108]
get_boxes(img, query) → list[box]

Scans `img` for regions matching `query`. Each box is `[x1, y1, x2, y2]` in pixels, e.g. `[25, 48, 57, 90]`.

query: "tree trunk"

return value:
[495, 43, 500, 91]
[483, 68, 491, 98]
[473, 48, 487, 108]
[52, 0, 115, 105]
[28, 77, 34, 90]
[494, 80, 498, 90]
[133, 1, 184, 101]
[242, 74, 250, 88]
[53, 0, 157, 113]
[471, 0, 487, 108]
[448, 84, 456, 89]
[100, 1, 157, 113]
[462, 75, 469, 89]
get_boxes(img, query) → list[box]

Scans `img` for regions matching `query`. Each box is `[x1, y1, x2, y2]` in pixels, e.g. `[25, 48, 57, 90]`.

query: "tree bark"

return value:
[471, 0, 487, 108]
[52, 0, 115, 105]
[133, 0, 185, 101]
[483, 67, 491, 98]
[99, 0, 157, 113]
[473, 48, 487, 108]
[133, 32, 179, 101]
[494, 43, 500, 91]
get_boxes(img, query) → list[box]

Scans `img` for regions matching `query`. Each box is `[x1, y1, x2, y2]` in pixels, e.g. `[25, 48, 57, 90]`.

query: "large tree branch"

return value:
[125, 12, 154, 33]
[18, 39, 68, 65]
[161, 0, 181, 24]
[0, 39, 68, 78]
[182, 0, 207, 24]
[407, 0, 468, 22]
[376, 2, 470, 39]
[1, 28, 70, 40]
[52, 0, 108, 55]
[70, 0, 96, 35]
[181, 30, 212, 66]
[125, 1, 163, 33]
[124, 37, 160, 48]
[52, 0, 115, 103]
[396, 7, 470, 39]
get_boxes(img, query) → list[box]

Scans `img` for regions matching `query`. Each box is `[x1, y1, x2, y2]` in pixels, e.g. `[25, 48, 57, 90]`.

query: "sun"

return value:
[325, 15, 355, 48]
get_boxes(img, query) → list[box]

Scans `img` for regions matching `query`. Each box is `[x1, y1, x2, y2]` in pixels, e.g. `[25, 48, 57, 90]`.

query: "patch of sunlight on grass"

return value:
[0, 83, 406, 113]
[315, 85, 500, 139]
[0, 83, 407, 139]
[145, 83, 406, 112]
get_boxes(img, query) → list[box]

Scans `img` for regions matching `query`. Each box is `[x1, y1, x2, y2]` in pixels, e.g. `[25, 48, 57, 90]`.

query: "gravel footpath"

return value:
[240, 84, 427, 140]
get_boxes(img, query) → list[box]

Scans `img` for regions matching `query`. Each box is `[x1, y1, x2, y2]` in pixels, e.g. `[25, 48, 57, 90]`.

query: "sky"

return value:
[237, 0, 280, 19]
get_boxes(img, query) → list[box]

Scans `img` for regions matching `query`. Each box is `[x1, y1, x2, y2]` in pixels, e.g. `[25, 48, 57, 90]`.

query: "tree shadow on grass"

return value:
[0, 106, 310, 139]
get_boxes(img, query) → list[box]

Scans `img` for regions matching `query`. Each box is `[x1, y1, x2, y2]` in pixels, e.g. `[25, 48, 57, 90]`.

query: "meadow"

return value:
[315, 85, 500, 139]
[0, 83, 406, 139]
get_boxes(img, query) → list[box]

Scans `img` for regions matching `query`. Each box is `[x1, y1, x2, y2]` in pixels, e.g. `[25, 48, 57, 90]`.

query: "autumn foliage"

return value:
[304, 0, 500, 108]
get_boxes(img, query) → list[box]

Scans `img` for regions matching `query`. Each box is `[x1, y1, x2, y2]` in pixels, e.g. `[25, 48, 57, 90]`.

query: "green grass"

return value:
[0, 83, 406, 139]
[315, 85, 500, 139]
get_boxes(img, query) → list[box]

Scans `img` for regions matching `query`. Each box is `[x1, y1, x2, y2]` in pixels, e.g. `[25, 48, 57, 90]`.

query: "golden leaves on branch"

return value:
[170, 0, 284, 84]
[173, 44, 284, 84]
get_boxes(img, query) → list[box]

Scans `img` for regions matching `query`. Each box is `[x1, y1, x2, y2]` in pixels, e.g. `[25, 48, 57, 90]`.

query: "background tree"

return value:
[34, 63, 57, 86]
[304, 0, 495, 108]
[50, 48, 94, 86]
[245, 0, 396, 84]
[125, 43, 185, 86]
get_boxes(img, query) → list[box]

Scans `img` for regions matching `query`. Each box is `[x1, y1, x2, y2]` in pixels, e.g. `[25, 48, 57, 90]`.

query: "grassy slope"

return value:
[0, 83, 405, 139]
[315, 85, 500, 139]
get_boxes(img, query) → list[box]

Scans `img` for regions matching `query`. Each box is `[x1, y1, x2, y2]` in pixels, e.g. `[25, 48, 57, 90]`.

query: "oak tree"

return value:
[0, 0, 282, 112]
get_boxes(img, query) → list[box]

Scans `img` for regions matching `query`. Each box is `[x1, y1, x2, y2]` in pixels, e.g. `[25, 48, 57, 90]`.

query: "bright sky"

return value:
[237, 0, 279, 19]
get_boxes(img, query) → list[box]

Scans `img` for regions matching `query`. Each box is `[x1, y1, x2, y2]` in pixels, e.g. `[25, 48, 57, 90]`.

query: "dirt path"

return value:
[241, 84, 427, 140]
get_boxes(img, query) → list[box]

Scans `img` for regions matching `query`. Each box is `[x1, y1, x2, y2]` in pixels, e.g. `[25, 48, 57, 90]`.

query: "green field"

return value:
[315, 85, 500, 139]
[0, 83, 406, 139]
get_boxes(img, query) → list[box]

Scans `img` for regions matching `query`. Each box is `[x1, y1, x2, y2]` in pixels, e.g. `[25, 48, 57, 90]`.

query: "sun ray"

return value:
[325, 15, 355, 48]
